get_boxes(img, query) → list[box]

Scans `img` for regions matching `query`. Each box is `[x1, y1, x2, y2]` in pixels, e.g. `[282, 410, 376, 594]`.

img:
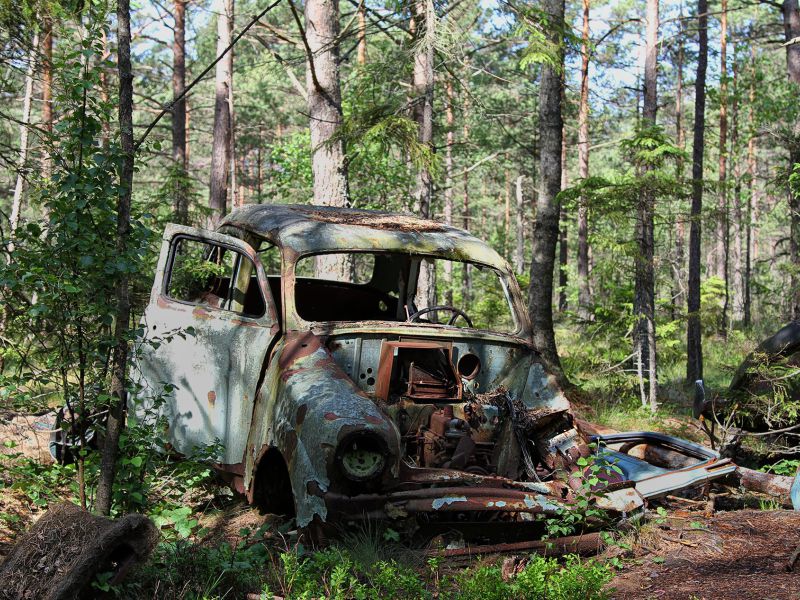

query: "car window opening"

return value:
[292, 252, 517, 333]
[166, 237, 266, 318]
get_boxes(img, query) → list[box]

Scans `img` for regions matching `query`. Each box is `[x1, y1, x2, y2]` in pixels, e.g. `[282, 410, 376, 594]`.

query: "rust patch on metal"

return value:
[296, 404, 308, 426]
[192, 306, 213, 320]
[307, 480, 325, 497]
[230, 318, 261, 328]
[278, 331, 323, 370]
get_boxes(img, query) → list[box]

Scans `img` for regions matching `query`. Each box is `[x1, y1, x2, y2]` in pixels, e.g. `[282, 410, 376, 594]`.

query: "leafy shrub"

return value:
[118, 536, 273, 599]
[271, 546, 428, 600]
[453, 555, 612, 600]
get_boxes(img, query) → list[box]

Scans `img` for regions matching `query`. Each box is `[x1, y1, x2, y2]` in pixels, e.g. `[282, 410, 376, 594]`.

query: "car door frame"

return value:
[132, 224, 279, 466]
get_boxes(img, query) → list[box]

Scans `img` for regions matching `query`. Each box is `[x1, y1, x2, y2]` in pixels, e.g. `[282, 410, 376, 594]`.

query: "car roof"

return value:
[219, 204, 510, 271]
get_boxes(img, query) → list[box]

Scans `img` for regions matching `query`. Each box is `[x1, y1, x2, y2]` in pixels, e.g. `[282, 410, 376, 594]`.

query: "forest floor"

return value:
[3, 401, 800, 598]
[606, 505, 800, 600]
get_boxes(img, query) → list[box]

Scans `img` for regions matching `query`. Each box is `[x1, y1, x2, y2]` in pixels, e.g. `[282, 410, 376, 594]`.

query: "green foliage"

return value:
[514, 4, 573, 72]
[453, 555, 612, 600]
[732, 350, 800, 430]
[0, 8, 156, 509]
[0, 442, 78, 507]
[536, 451, 618, 540]
[117, 534, 273, 599]
[274, 546, 427, 600]
[699, 277, 726, 335]
[761, 458, 800, 476]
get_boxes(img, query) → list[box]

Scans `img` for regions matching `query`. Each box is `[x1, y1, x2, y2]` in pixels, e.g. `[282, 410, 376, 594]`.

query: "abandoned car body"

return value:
[131, 205, 736, 530]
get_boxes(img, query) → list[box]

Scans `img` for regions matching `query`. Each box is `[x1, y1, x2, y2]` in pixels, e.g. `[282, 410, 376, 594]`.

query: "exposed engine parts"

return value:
[385, 379, 588, 482]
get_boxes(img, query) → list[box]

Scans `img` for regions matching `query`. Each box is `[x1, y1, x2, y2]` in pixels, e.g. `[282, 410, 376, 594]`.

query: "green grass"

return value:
[556, 321, 759, 439]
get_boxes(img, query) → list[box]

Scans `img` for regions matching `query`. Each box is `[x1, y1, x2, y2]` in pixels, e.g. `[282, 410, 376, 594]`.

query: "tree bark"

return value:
[783, 0, 800, 319]
[528, 0, 566, 381]
[303, 0, 349, 209]
[357, 0, 367, 65]
[41, 19, 53, 178]
[558, 125, 568, 313]
[717, 0, 729, 332]
[672, 16, 685, 321]
[505, 168, 511, 257]
[97, 0, 135, 516]
[412, 0, 435, 307]
[744, 45, 756, 328]
[577, 0, 591, 319]
[462, 93, 472, 303]
[635, 0, 658, 411]
[208, 0, 234, 228]
[444, 79, 454, 305]
[514, 175, 525, 273]
[731, 44, 744, 324]
[10, 31, 39, 244]
[300, 0, 351, 279]
[173, 0, 188, 223]
[687, 0, 709, 384]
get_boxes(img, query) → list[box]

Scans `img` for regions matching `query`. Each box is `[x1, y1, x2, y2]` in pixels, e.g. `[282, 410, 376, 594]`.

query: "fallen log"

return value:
[736, 466, 793, 498]
[0, 502, 157, 600]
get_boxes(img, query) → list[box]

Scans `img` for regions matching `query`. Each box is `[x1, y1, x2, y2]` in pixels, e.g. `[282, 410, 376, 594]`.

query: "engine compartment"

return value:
[337, 336, 590, 481]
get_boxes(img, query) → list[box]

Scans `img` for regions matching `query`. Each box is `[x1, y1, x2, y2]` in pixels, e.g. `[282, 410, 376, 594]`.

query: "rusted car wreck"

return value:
[132, 205, 736, 535]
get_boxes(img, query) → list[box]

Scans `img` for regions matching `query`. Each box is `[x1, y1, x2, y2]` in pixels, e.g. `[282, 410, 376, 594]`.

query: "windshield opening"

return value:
[293, 252, 518, 334]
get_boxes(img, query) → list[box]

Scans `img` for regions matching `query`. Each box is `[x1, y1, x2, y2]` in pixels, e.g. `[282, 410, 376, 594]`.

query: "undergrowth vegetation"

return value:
[116, 538, 612, 600]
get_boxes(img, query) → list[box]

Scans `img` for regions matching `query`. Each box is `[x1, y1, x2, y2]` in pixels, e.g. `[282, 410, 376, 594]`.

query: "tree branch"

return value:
[135, 0, 284, 152]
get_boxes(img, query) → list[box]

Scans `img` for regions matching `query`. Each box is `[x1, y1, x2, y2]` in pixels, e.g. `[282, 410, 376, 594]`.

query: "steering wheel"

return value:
[408, 305, 474, 328]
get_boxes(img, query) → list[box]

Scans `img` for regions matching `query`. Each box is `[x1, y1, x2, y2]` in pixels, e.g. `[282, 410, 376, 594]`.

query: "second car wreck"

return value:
[131, 205, 737, 535]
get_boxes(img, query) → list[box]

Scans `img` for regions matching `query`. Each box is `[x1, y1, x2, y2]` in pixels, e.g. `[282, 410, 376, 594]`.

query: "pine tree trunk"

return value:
[208, 0, 233, 228]
[731, 45, 744, 324]
[717, 0, 729, 332]
[173, 0, 188, 223]
[412, 0, 435, 307]
[462, 94, 472, 303]
[304, 0, 350, 278]
[229, 66, 238, 209]
[528, 0, 566, 381]
[505, 168, 511, 257]
[744, 45, 756, 328]
[558, 125, 568, 313]
[41, 19, 53, 178]
[357, 0, 367, 65]
[635, 0, 659, 411]
[783, 0, 800, 320]
[577, 0, 591, 320]
[687, 0, 709, 383]
[10, 31, 38, 244]
[672, 14, 685, 321]
[514, 175, 525, 273]
[444, 80, 454, 305]
[97, 0, 135, 516]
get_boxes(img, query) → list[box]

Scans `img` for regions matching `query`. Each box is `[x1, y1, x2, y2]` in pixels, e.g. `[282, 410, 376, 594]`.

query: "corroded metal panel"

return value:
[131, 225, 278, 465]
